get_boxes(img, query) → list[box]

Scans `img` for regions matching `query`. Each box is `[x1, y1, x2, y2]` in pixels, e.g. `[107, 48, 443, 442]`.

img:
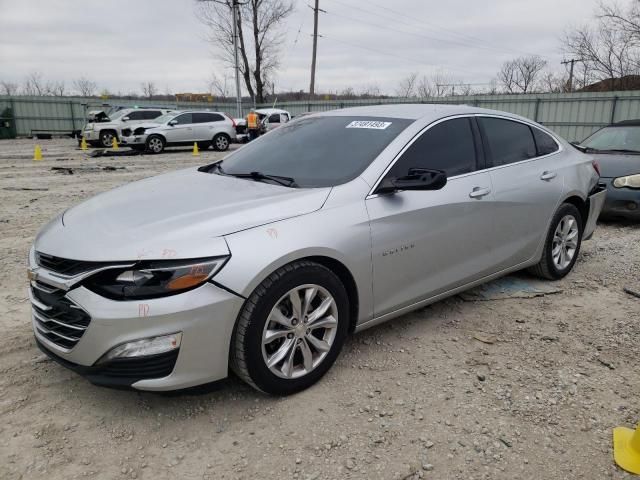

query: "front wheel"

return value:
[145, 135, 165, 154]
[230, 261, 349, 395]
[99, 130, 116, 148]
[212, 133, 230, 151]
[529, 203, 583, 280]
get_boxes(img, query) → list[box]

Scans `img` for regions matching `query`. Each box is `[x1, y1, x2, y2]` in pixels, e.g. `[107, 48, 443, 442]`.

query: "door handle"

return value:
[469, 186, 491, 198]
[540, 171, 557, 181]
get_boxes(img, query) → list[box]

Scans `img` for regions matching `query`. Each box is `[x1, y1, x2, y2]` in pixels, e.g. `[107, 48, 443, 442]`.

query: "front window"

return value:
[153, 112, 178, 124]
[219, 116, 412, 188]
[581, 126, 640, 153]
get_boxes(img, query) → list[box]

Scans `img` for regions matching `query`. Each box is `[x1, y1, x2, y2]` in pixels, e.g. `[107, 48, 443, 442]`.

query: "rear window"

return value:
[221, 116, 412, 187]
[532, 128, 559, 156]
[193, 112, 224, 123]
[479, 117, 536, 166]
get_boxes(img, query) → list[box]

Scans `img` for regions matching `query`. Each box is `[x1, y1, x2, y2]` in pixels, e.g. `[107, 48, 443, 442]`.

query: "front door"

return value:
[366, 117, 497, 317]
[164, 113, 194, 143]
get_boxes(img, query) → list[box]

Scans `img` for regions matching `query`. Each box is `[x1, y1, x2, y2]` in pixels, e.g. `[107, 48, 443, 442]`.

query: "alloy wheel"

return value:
[552, 214, 579, 270]
[261, 284, 338, 379]
[215, 135, 228, 150]
[148, 137, 163, 153]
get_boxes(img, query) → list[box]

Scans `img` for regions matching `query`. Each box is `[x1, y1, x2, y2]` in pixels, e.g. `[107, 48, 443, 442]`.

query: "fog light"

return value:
[627, 202, 638, 211]
[99, 332, 182, 363]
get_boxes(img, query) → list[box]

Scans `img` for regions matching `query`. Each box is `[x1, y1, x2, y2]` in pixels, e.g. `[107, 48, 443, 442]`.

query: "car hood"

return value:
[35, 167, 331, 261]
[593, 153, 640, 178]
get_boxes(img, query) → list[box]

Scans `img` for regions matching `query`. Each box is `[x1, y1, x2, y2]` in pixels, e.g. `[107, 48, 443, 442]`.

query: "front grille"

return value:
[36, 252, 113, 277]
[31, 281, 91, 350]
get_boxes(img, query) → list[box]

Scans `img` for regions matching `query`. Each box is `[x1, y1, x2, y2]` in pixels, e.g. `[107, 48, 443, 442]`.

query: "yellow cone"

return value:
[614, 425, 640, 474]
[192, 142, 199, 156]
[112, 137, 119, 150]
[33, 145, 43, 161]
[80, 136, 88, 151]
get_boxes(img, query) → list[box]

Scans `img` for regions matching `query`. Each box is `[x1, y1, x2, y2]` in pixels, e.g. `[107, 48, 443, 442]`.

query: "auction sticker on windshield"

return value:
[346, 120, 392, 130]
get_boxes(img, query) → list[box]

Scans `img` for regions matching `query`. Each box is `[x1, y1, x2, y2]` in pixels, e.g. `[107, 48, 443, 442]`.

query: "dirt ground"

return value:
[0, 138, 638, 480]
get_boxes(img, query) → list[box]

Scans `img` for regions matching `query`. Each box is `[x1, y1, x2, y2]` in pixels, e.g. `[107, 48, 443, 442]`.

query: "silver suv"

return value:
[82, 108, 172, 147]
[121, 110, 236, 153]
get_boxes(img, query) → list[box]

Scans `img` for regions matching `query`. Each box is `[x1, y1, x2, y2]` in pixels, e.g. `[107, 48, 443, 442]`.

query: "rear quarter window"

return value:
[532, 128, 559, 156]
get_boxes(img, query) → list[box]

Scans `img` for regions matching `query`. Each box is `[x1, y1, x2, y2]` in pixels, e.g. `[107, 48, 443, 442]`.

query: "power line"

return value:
[324, 0, 543, 59]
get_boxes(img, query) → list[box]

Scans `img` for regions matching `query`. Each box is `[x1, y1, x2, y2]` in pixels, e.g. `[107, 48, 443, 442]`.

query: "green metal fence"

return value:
[0, 91, 637, 142]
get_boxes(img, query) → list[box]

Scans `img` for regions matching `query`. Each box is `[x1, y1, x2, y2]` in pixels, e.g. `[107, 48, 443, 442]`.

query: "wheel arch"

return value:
[560, 193, 589, 229]
[99, 128, 119, 140]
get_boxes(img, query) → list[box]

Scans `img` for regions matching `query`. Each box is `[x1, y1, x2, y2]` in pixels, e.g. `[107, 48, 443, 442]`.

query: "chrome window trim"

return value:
[366, 113, 564, 198]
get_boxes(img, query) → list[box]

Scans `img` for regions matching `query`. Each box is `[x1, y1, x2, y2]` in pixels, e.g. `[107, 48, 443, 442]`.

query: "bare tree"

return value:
[196, 0, 294, 103]
[540, 70, 568, 93]
[498, 56, 547, 93]
[141, 81, 157, 98]
[73, 77, 97, 97]
[208, 72, 230, 98]
[416, 75, 433, 98]
[359, 83, 381, 98]
[0, 81, 18, 96]
[22, 71, 50, 96]
[562, 2, 640, 90]
[395, 72, 418, 98]
[51, 81, 66, 96]
[340, 86, 356, 99]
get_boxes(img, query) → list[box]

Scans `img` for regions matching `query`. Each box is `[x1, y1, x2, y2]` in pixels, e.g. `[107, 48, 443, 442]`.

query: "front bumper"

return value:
[31, 277, 245, 391]
[120, 134, 147, 146]
[599, 178, 640, 220]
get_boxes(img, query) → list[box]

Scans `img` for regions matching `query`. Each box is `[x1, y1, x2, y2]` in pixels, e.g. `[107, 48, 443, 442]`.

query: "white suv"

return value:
[82, 108, 172, 148]
[121, 111, 236, 153]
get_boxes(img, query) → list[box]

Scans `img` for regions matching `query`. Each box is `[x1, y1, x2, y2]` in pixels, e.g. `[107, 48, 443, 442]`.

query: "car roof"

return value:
[613, 119, 640, 126]
[255, 108, 289, 115]
[317, 103, 529, 122]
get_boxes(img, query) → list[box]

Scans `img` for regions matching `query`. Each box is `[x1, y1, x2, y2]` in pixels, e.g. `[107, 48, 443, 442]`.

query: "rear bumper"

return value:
[583, 184, 607, 240]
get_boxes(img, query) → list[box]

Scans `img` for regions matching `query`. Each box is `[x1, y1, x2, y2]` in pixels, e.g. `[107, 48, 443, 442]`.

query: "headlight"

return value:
[85, 256, 228, 300]
[613, 174, 640, 189]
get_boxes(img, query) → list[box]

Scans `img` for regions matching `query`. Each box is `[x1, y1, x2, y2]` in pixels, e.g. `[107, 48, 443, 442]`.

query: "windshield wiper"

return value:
[227, 171, 297, 187]
[605, 148, 640, 154]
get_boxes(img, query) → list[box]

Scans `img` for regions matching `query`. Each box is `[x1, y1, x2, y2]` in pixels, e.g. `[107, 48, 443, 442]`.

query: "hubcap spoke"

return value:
[267, 338, 295, 368]
[302, 287, 317, 318]
[289, 290, 302, 319]
[264, 329, 289, 343]
[281, 343, 297, 377]
[269, 308, 291, 328]
[309, 314, 338, 330]
[300, 339, 313, 372]
[305, 334, 331, 353]
[308, 297, 333, 323]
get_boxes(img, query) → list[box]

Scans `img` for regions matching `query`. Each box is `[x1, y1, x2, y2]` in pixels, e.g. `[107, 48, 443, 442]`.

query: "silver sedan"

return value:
[29, 104, 605, 394]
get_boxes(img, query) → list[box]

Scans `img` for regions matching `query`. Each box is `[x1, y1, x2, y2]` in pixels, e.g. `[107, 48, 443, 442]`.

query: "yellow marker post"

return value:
[112, 137, 119, 150]
[33, 145, 43, 161]
[80, 136, 88, 151]
[192, 142, 199, 156]
[614, 424, 640, 474]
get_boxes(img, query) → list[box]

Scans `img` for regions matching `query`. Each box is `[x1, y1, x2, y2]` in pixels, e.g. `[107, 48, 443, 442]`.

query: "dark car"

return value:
[577, 120, 640, 220]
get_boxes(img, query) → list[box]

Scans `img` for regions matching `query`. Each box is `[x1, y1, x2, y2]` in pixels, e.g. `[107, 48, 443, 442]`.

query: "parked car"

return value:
[82, 108, 173, 148]
[120, 110, 236, 153]
[29, 104, 605, 394]
[575, 120, 640, 220]
[235, 108, 291, 142]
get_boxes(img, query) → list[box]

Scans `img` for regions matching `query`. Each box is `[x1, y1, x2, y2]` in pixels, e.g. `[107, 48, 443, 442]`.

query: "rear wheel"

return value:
[230, 261, 349, 395]
[145, 135, 165, 154]
[529, 203, 583, 280]
[213, 133, 230, 151]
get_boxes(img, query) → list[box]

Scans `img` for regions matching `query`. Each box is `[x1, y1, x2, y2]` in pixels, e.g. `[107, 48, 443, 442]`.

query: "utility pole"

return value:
[231, 0, 242, 117]
[199, 0, 246, 117]
[309, 0, 324, 98]
[561, 59, 580, 93]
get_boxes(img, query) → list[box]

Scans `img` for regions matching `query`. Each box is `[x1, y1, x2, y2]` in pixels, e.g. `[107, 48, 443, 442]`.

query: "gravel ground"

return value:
[0, 138, 639, 480]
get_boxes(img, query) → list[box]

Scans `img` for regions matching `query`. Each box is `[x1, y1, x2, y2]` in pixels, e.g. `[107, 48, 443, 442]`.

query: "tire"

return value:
[99, 130, 117, 148]
[529, 203, 583, 280]
[230, 260, 350, 395]
[212, 133, 230, 151]
[145, 135, 165, 154]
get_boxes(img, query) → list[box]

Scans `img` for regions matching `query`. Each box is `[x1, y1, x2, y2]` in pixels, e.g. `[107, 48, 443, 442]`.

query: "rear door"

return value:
[164, 113, 194, 143]
[477, 116, 564, 269]
[193, 112, 225, 140]
[367, 117, 497, 317]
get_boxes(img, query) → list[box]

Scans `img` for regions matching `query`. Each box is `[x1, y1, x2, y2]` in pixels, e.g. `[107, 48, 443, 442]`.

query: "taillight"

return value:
[224, 113, 236, 128]
[592, 160, 601, 176]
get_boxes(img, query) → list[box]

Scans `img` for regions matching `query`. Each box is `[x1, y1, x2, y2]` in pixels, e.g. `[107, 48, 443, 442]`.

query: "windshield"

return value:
[152, 112, 177, 124]
[582, 126, 640, 152]
[219, 116, 412, 187]
[105, 109, 128, 121]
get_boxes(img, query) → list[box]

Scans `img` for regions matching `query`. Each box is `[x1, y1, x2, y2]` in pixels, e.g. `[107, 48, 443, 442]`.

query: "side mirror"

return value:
[168, 120, 177, 126]
[376, 168, 447, 194]
[121, 116, 130, 122]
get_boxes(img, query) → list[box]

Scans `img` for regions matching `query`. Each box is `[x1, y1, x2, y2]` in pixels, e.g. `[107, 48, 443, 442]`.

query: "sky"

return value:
[0, 0, 602, 96]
